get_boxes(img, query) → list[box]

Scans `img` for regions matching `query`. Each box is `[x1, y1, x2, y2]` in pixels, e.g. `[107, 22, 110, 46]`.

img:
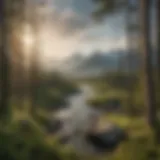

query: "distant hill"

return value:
[60, 50, 141, 78]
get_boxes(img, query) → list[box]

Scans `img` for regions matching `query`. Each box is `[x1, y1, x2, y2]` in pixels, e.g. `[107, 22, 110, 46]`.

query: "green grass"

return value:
[87, 90, 128, 109]
[86, 114, 160, 160]
[100, 114, 150, 135]
[87, 79, 145, 114]
[2, 103, 160, 160]
[3, 70, 160, 160]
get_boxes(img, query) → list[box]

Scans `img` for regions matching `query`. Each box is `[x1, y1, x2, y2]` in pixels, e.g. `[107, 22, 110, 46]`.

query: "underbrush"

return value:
[98, 114, 160, 160]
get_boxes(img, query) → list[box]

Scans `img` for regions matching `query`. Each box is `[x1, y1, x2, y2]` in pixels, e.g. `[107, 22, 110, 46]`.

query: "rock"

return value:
[59, 135, 71, 144]
[85, 126, 128, 152]
[46, 119, 62, 134]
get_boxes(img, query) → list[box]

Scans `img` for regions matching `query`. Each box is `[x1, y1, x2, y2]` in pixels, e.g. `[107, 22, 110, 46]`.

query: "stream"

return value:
[53, 84, 127, 155]
[55, 84, 102, 153]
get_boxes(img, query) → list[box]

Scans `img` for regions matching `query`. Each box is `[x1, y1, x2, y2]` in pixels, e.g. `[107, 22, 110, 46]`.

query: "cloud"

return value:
[35, 1, 93, 37]
[26, 0, 127, 70]
[77, 36, 127, 54]
[33, 0, 94, 62]
[56, 8, 93, 36]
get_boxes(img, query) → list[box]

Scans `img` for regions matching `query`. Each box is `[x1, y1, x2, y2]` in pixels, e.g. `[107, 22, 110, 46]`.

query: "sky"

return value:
[23, 0, 128, 69]
[36, 0, 125, 58]
[23, 0, 157, 70]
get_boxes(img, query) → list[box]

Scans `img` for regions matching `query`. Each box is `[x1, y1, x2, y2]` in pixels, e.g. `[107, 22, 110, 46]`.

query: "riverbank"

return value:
[51, 84, 102, 152]
[8, 82, 160, 160]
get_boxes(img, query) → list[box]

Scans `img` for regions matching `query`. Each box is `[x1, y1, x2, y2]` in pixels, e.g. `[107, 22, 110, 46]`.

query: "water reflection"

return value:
[55, 84, 101, 153]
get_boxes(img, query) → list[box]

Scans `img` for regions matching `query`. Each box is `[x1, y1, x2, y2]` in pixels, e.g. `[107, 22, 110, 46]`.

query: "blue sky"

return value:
[23, 0, 156, 70]
[32, 0, 127, 62]
[26, 0, 156, 62]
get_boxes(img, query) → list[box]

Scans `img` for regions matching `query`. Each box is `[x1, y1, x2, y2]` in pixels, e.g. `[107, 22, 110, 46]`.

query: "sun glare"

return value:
[22, 24, 35, 53]
[21, 24, 35, 68]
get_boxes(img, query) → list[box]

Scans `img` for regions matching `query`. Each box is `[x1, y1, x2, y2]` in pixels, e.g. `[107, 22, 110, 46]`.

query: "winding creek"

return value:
[54, 84, 102, 153]
[53, 84, 124, 155]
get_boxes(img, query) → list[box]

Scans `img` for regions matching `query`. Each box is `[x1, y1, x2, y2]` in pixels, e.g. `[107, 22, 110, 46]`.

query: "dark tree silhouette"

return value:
[7, 0, 26, 111]
[0, 0, 27, 120]
[0, 0, 11, 121]
[140, 0, 157, 128]
[155, 0, 160, 143]
[157, 0, 160, 82]
[27, 1, 40, 115]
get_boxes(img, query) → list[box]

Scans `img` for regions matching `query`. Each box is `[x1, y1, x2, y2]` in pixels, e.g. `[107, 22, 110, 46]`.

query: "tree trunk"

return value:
[155, 0, 160, 143]
[0, 0, 11, 121]
[28, 1, 39, 116]
[157, 0, 160, 78]
[157, 0, 160, 106]
[140, 0, 156, 128]
[30, 52, 39, 115]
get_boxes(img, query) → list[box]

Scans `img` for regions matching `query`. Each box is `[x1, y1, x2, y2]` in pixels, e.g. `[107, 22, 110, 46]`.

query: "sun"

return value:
[22, 24, 35, 54]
